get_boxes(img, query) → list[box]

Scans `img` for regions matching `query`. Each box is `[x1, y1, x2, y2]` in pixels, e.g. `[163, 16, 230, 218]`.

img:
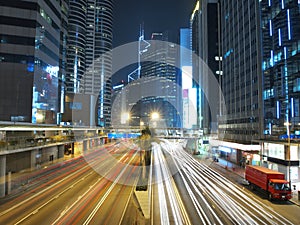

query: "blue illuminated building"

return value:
[259, 0, 300, 186]
[260, 0, 300, 137]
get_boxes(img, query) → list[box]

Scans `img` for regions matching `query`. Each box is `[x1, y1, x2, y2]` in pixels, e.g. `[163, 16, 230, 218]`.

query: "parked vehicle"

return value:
[212, 156, 219, 162]
[245, 165, 292, 201]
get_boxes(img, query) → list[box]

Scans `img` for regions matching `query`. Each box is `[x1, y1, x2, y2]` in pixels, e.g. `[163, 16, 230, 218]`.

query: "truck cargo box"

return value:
[245, 165, 285, 190]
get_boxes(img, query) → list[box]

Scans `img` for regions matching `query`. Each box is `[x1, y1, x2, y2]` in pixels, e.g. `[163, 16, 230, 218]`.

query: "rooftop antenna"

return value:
[128, 24, 151, 83]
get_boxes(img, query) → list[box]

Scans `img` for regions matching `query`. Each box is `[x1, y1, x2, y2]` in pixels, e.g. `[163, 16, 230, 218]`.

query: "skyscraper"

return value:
[66, 0, 86, 94]
[58, 0, 69, 124]
[218, 0, 262, 163]
[65, 0, 113, 127]
[259, 0, 300, 184]
[139, 31, 180, 128]
[190, 0, 220, 133]
[180, 28, 196, 129]
[260, 0, 300, 138]
[0, 0, 67, 124]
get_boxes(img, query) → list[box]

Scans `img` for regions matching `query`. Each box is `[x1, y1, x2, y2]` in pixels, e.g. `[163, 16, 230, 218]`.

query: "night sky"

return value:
[112, 0, 196, 83]
[113, 0, 196, 47]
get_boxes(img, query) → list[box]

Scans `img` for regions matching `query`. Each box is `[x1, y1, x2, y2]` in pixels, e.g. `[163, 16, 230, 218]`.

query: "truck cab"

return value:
[268, 179, 292, 201]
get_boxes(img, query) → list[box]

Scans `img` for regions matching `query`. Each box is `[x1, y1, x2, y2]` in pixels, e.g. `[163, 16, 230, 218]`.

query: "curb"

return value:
[290, 199, 300, 206]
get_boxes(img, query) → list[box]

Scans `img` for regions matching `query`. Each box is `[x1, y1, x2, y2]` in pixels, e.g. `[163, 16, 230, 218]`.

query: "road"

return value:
[0, 142, 140, 225]
[154, 139, 300, 225]
[1, 139, 299, 225]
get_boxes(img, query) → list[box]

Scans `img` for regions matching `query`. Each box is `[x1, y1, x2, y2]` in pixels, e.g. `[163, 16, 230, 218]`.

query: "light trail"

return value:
[51, 176, 104, 225]
[13, 151, 115, 225]
[53, 149, 137, 225]
[0, 164, 93, 218]
[160, 142, 221, 225]
[158, 139, 295, 225]
[154, 144, 170, 225]
[82, 150, 139, 225]
[179, 147, 294, 224]
[157, 144, 185, 225]
[6, 144, 136, 225]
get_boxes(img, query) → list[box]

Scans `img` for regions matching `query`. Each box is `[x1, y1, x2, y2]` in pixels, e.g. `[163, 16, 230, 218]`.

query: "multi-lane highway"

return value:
[0, 139, 299, 225]
[152, 139, 300, 225]
[0, 142, 140, 225]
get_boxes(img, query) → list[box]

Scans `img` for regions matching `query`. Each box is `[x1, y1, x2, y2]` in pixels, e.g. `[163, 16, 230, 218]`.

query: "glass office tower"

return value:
[191, 0, 220, 134]
[66, 0, 113, 126]
[219, 0, 262, 143]
[259, 0, 300, 184]
[180, 28, 195, 129]
[139, 31, 179, 128]
[260, 0, 300, 138]
[0, 0, 66, 124]
[216, 0, 262, 166]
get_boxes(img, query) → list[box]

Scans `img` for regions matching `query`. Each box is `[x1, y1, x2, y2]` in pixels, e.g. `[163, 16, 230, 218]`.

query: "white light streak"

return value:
[156, 139, 294, 225]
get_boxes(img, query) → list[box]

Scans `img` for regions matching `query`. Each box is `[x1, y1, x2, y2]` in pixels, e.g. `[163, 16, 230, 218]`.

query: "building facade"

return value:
[65, 0, 113, 127]
[261, 0, 300, 138]
[180, 28, 197, 129]
[0, 0, 66, 124]
[138, 31, 180, 128]
[259, 0, 300, 186]
[217, 0, 262, 164]
[58, 0, 69, 124]
[190, 0, 220, 134]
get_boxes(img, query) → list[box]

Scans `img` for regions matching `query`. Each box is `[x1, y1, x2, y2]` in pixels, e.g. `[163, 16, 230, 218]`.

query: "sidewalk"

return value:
[213, 157, 300, 206]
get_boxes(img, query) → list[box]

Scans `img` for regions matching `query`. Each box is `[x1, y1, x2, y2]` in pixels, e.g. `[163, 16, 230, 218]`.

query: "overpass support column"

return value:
[58, 145, 64, 159]
[0, 155, 6, 197]
[30, 149, 38, 171]
[83, 140, 88, 151]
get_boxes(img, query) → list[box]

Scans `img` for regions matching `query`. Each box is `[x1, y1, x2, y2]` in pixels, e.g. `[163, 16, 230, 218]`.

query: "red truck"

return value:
[245, 165, 292, 201]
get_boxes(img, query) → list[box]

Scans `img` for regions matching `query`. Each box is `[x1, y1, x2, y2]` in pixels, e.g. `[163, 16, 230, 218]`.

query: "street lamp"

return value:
[150, 112, 160, 135]
[151, 112, 160, 120]
[284, 121, 291, 187]
[140, 121, 144, 127]
[121, 112, 130, 125]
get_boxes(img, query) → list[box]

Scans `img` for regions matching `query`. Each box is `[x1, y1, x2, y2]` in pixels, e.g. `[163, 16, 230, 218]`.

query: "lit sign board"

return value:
[219, 146, 231, 153]
[265, 143, 285, 160]
[108, 133, 141, 139]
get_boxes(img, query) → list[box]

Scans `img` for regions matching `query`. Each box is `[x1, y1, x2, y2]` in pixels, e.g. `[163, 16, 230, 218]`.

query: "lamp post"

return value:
[151, 112, 160, 121]
[151, 112, 159, 119]
[121, 112, 130, 125]
[284, 121, 291, 187]
[150, 112, 160, 135]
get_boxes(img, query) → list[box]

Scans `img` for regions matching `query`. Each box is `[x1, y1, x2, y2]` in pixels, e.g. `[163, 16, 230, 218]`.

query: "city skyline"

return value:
[112, 0, 196, 85]
[0, 1, 300, 224]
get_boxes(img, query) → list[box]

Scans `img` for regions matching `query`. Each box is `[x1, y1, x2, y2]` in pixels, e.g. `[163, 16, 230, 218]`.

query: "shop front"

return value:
[261, 142, 300, 189]
[211, 140, 261, 167]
